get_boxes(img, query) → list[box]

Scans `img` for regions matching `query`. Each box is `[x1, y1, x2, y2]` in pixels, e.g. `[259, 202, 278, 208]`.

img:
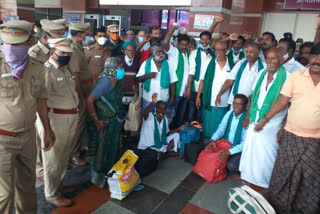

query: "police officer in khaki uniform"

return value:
[84, 27, 111, 85]
[28, 19, 65, 181]
[43, 38, 79, 207]
[0, 20, 54, 214]
[69, 22, 92, 165]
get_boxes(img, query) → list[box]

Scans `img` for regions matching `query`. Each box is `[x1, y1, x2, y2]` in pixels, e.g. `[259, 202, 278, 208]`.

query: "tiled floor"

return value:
[33, 155, 242, 214]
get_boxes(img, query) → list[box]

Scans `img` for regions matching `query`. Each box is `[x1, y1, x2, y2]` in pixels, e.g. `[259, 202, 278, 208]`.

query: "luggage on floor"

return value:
[228, 185, 276, 214]
[192, 139, 232, 183]
[107, 150, 141, 200]
[124, 94, 142, 132]
[179, 122, 201, 154]
[184, 141, 204, 165]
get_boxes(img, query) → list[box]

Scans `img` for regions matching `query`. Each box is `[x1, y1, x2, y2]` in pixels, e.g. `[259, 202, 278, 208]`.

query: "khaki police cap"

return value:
[71, 22, 90, 32]
[40, 19, 65, 38]
[107, 24, 119, 33]
[52, 18, 66, 26]
[48, 38, 73, 53]
[0, 20, 33, 44]
[212, 34, 221, 40]
[126, 30, 135, 35]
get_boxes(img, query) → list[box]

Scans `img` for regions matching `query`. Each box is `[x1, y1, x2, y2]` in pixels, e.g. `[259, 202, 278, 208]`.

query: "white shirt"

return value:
[259, 51, 266, 63]
[189, 48, 213, 92]
[227, 58, 267, 104]
[200, 59, 231, 107]
[138, 113, 169, 151]
[283, 57, 305, 74]
[251, 68, 290, 129]
[136, 59, 178, 102]
[233, 52, 240, 64]
[165, 43, 189, 97]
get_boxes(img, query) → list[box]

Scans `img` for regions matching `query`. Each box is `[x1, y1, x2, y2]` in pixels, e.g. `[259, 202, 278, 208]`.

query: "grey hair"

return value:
[150, 43, 164, 55]
[104, 57, 121, 69]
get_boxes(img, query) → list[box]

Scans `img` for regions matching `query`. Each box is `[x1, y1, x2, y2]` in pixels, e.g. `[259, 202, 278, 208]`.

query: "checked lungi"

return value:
[267, 130, 320, 214]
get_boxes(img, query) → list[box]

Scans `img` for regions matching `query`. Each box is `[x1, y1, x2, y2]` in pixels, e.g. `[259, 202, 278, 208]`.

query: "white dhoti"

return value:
[159, 133, 180, 153]
[239, 124, 280, 188]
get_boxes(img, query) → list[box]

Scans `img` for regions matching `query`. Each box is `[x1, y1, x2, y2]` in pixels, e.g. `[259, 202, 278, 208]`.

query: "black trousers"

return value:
[134, 148, 158, 177]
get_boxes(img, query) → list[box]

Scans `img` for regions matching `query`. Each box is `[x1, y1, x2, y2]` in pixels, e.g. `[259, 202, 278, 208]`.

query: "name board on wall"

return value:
[284, 0, 320, 10]
[67, 13, 81, 23]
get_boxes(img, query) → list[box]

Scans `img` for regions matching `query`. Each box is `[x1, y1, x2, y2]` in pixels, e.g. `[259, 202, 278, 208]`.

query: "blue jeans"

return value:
[171, 96, 188, 129]
[186, 92, 202, 123]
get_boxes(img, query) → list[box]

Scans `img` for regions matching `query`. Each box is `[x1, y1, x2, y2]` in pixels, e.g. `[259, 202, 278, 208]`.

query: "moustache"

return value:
[312, 63, 320, 67]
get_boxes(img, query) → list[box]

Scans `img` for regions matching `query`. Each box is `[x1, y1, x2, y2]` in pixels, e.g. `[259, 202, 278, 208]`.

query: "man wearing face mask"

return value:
[126, 30, 137, 43]
[185, 16, 224, 123]
[105, 24, 124, 57]
[136, 43, 178, 122]
[28, 19, 65, 182]
[227, 35, 246, 68]
[118, 41, 140, 104]
[85, 27, 111, 85]
[0, 20, 54, 213]
[42, 38, 79, 207]
[278, 36, 304, 73]
[196, 41, 233, 137]
[69, 22, 91, 166]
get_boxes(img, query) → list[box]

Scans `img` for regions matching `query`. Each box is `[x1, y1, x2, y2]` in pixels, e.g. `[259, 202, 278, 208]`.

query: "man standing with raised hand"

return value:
[239, 47, 290, 193]
[215, 42, 266, 106]
[164, 23, 190, 128]
[196, 41, 233, 137]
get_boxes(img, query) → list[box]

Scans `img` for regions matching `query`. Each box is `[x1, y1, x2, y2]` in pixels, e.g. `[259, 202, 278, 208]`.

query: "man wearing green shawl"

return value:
[215, 43, 266, 107]
[136, 43, 178, 122]
[135, 93, 185, 177]
[164, 24, 191, 128]
[196, 41, 232, 137]
[205, 94, 248, 173]
[239, 48, 290, 193]
[185, 16, 225, 122]
[226, 35, 246, 69]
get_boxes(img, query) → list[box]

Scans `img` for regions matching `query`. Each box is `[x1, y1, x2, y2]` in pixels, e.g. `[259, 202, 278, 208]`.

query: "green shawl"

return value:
[202, 56, 233, 111]
[194, 48, 214, 81]
[249, 65, 287, 123]
[175, 47, 188, 97]
[227, 49, 245, 70]
[223, 110, 247, 146]
[144, 56, 170, 92]
[232, 57, 264, 96]
[152, 113, 167, 150]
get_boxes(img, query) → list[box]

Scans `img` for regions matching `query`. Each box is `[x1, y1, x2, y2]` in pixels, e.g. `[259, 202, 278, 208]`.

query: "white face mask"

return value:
[97, 37, 107, 46]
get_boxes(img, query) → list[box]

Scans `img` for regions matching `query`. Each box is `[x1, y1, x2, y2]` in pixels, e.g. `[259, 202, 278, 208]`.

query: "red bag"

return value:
[192, 139, 232, 183]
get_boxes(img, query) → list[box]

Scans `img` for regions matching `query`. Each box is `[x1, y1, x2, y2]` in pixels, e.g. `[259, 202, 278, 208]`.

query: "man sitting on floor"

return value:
[135, 93, 184, 177]
[205, 94, 248, 173]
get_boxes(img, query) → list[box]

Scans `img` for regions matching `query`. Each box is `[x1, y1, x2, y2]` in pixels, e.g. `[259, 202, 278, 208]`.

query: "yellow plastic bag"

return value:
[107, 150, 141, 200]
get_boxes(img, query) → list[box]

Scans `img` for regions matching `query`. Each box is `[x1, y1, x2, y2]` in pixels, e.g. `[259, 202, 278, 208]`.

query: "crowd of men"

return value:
[0, 15, 319, 214]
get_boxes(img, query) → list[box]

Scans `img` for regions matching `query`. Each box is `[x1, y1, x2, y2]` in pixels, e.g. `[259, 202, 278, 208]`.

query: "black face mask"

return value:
[55, 53, 70, 66]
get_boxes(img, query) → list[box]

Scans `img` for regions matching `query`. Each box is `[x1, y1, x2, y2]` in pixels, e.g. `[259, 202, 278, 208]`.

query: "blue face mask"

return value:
[200, 44, 210, 50]
[170, 37, 174, 43]
[82, 36, 91, 46]
[138, 36, 144, 43]
[99, 68, 125, 80]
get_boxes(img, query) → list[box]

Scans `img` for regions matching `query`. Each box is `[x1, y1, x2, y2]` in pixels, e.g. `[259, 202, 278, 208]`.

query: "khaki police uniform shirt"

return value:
[44, 58, 79, 109]
[84, 42, 111, 78]
[28, 41, 50, 64]
[0, 53, 47, 132]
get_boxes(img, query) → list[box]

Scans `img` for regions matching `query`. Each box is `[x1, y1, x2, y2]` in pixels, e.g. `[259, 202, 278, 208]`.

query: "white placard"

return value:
[99, 0, 191, 6]
[194, 14, 214, 30]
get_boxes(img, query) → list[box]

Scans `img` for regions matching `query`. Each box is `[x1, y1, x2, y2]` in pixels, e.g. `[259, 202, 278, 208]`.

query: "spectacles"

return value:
[215, 48, 227, 52]
[200, 38, 210, 41]
[232, 101, 245, 106]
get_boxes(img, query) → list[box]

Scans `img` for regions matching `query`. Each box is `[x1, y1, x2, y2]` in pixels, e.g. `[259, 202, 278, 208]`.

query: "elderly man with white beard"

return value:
[136, 43, 177, 122]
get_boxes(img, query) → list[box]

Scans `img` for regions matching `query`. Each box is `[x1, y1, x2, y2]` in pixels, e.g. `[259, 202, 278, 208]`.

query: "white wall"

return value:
[261, 12, 318, 42]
